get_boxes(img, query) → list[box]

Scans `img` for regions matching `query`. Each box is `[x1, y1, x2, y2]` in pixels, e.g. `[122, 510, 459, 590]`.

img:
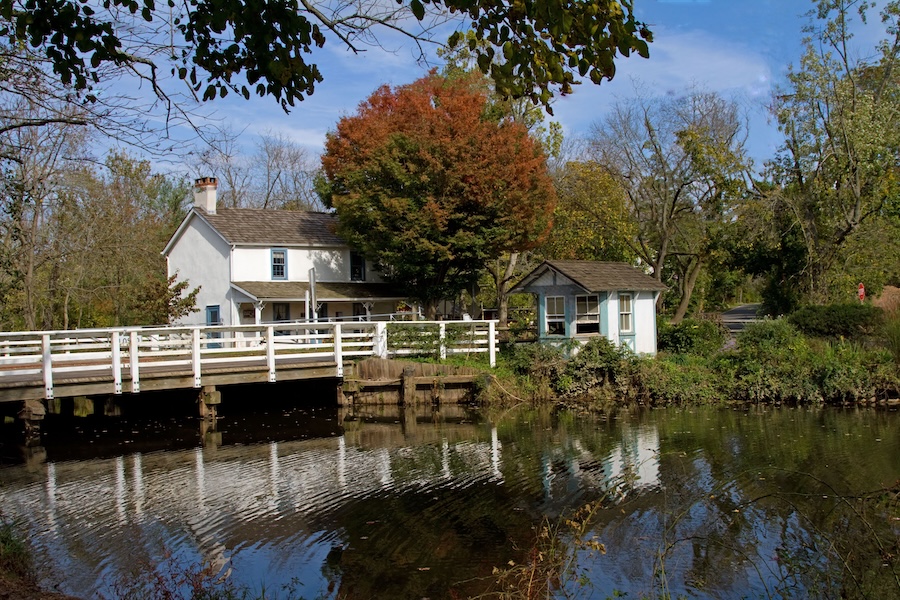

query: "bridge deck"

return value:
[0, 320, 497, 403]
[0, 356, 339, 402]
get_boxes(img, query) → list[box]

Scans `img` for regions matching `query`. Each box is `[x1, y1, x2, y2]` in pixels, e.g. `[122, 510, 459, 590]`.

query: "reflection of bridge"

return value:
[0, 320, 497, 404]
[0, 417, 660, 597]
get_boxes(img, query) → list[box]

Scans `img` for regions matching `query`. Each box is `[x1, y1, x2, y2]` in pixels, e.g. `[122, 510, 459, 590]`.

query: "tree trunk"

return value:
[671, 256, 703, 324]
[424, 300, 438, 320]
[22, 201, 40, 331]
[493, 252, 519, 327]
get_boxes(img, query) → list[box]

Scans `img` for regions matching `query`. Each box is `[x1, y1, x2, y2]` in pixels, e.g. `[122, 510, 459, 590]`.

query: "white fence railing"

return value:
[0, 320, 497, 399]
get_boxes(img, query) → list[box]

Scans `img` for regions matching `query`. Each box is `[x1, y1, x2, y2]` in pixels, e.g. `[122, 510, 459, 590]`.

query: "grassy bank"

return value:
[476, 312, 900, 410]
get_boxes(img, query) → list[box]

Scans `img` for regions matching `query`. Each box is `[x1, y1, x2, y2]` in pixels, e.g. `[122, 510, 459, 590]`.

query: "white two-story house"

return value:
[163, 178, 407, 327]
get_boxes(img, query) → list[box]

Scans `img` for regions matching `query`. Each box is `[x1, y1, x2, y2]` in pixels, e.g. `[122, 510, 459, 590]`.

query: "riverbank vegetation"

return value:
[0, 519, 34, 585]
[477, 303, 900, 410]
[0, 517, 79, 599]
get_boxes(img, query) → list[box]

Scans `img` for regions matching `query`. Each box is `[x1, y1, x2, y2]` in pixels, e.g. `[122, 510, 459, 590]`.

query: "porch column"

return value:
[304, 290, 310, 321]
[536, 293, 546, 338]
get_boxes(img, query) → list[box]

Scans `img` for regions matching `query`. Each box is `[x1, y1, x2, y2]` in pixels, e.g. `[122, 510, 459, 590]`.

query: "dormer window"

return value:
[271, 249, 287, 280]
[350, 252, 366, 281]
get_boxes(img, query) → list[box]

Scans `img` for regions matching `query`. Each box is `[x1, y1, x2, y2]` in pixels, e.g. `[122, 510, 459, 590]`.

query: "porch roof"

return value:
[512, 260, 668, 294]
[232, 281, 406, 303]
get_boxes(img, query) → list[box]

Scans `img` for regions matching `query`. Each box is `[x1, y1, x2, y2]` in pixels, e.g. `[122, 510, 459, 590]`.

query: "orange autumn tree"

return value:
[320, 73, 556, 319]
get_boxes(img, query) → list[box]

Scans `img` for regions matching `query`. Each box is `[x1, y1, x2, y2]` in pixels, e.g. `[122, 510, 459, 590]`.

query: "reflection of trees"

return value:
[329, 484, 535, 599]
[589, 408, 900, 598]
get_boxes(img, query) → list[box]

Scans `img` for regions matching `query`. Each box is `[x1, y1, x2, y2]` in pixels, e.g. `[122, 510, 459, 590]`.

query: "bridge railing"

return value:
[0, 320, 496, 399]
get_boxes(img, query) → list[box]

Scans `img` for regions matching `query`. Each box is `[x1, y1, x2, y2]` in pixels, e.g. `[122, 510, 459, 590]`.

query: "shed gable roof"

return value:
[198, 208, 344, 246]
[513, 260, 667, 293]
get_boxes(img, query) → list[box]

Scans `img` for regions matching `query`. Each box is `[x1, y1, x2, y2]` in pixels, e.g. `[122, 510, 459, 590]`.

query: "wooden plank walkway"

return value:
[0, 320, 497, 403]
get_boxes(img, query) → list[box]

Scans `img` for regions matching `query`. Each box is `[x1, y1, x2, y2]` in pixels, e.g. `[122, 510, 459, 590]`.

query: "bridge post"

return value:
[111, 331, 123, 395]
[200, 416, 221, 448]
[42, 334, 53, 400]
[375, 322, 388, 359]
[129, 331, 140, 393]
[18, 398, 45, 438]
[334, 323, 343, 378]
[439, 324, 447, 360]
[266, 326, 276, 382]
[488, 321, 496, 368]
[192, 328, 202, 388]
[199, 385, 221, 421]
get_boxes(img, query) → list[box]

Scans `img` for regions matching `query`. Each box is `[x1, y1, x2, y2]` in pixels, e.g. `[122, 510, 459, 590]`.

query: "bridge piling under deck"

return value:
[17, 398, 45, 441]
[199, 385, 221, 420]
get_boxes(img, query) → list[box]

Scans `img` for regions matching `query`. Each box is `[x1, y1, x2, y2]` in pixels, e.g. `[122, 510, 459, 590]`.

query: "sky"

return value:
[160, 0, 892, 171]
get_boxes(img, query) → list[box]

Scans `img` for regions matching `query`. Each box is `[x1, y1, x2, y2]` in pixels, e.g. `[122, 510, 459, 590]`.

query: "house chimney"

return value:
[194, 177, 217, 214]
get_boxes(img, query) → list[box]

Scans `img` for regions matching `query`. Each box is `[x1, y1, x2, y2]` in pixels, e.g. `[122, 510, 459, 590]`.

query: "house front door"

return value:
[273, 303, 290, 322]
[273, 302, 290, 335]
[206, 305, 222, 348]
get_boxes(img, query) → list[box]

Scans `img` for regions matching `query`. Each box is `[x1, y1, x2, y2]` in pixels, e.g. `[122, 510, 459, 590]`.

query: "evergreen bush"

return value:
[657, 317, 728, 356]
[788, 303, 884, 339]
[632, 354, 723, 405]
[557, 337, 630, 397]
[500, 341, 568, 400]
[884, 313, 900, 366]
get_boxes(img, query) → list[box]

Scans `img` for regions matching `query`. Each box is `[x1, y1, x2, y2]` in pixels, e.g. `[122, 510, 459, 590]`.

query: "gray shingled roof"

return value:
[514, 260, 667, 293]
[232, 281, 406, 301]
[198, 208, 344, 246]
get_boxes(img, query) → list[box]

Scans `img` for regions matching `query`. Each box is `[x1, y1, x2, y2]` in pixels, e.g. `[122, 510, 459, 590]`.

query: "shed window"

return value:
[576, 295, 600, 334]
[619, 293, 633, 333]
[271, 249, 287, 280]
[546, 296, 565, 336]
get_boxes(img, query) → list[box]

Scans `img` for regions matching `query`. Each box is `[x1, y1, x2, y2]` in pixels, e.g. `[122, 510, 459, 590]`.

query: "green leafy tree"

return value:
[0, 144, 193, 330]
[320, 72, 557, 319]
[438, 30, 563, 325]
[2, 0, 651, 113]
[766, 0, 900, 304]
[133, 274, 200, 325]
[588, 88, 750, 322]
[543, 160, 635, 262]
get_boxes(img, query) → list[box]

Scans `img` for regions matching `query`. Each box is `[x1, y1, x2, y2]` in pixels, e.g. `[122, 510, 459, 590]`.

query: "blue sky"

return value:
[177, 0, 889, 169]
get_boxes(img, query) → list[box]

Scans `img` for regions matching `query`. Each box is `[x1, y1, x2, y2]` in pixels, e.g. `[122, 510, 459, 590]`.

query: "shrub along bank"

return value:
[496, 314, 900, 408]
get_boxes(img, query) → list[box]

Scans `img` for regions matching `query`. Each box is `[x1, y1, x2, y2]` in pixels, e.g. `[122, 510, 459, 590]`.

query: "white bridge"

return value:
[0, 320, 497, 403]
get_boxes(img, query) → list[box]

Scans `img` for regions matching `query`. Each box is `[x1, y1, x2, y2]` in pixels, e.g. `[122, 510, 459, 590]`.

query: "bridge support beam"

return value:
[199, 385, 221, 421]
[17, 398, 45, 438]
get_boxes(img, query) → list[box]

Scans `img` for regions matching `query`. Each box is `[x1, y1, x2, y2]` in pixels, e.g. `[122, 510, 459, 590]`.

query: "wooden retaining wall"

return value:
[341, 358, 484, 406]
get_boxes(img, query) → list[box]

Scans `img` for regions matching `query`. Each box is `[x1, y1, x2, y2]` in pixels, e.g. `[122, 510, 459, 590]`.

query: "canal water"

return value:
[1, 385, 899, 599]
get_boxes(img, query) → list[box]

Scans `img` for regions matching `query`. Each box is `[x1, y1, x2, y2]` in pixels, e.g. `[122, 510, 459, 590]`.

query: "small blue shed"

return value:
[512, 260, 667, 354]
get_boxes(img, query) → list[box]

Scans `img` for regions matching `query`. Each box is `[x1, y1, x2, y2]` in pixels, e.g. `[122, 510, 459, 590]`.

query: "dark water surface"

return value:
[1, 386, 899, 599]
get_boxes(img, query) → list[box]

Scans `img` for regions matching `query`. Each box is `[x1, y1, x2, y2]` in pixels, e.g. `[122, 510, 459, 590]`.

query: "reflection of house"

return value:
[163, 178, 406, 326]
[512, 260, 666, 354]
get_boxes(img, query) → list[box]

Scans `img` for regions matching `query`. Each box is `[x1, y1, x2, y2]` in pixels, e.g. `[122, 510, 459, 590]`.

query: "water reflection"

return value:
[0, 402, 898, 599]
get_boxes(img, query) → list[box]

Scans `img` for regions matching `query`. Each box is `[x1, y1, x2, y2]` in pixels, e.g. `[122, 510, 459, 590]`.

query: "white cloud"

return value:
[551, 26, 779, 162]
